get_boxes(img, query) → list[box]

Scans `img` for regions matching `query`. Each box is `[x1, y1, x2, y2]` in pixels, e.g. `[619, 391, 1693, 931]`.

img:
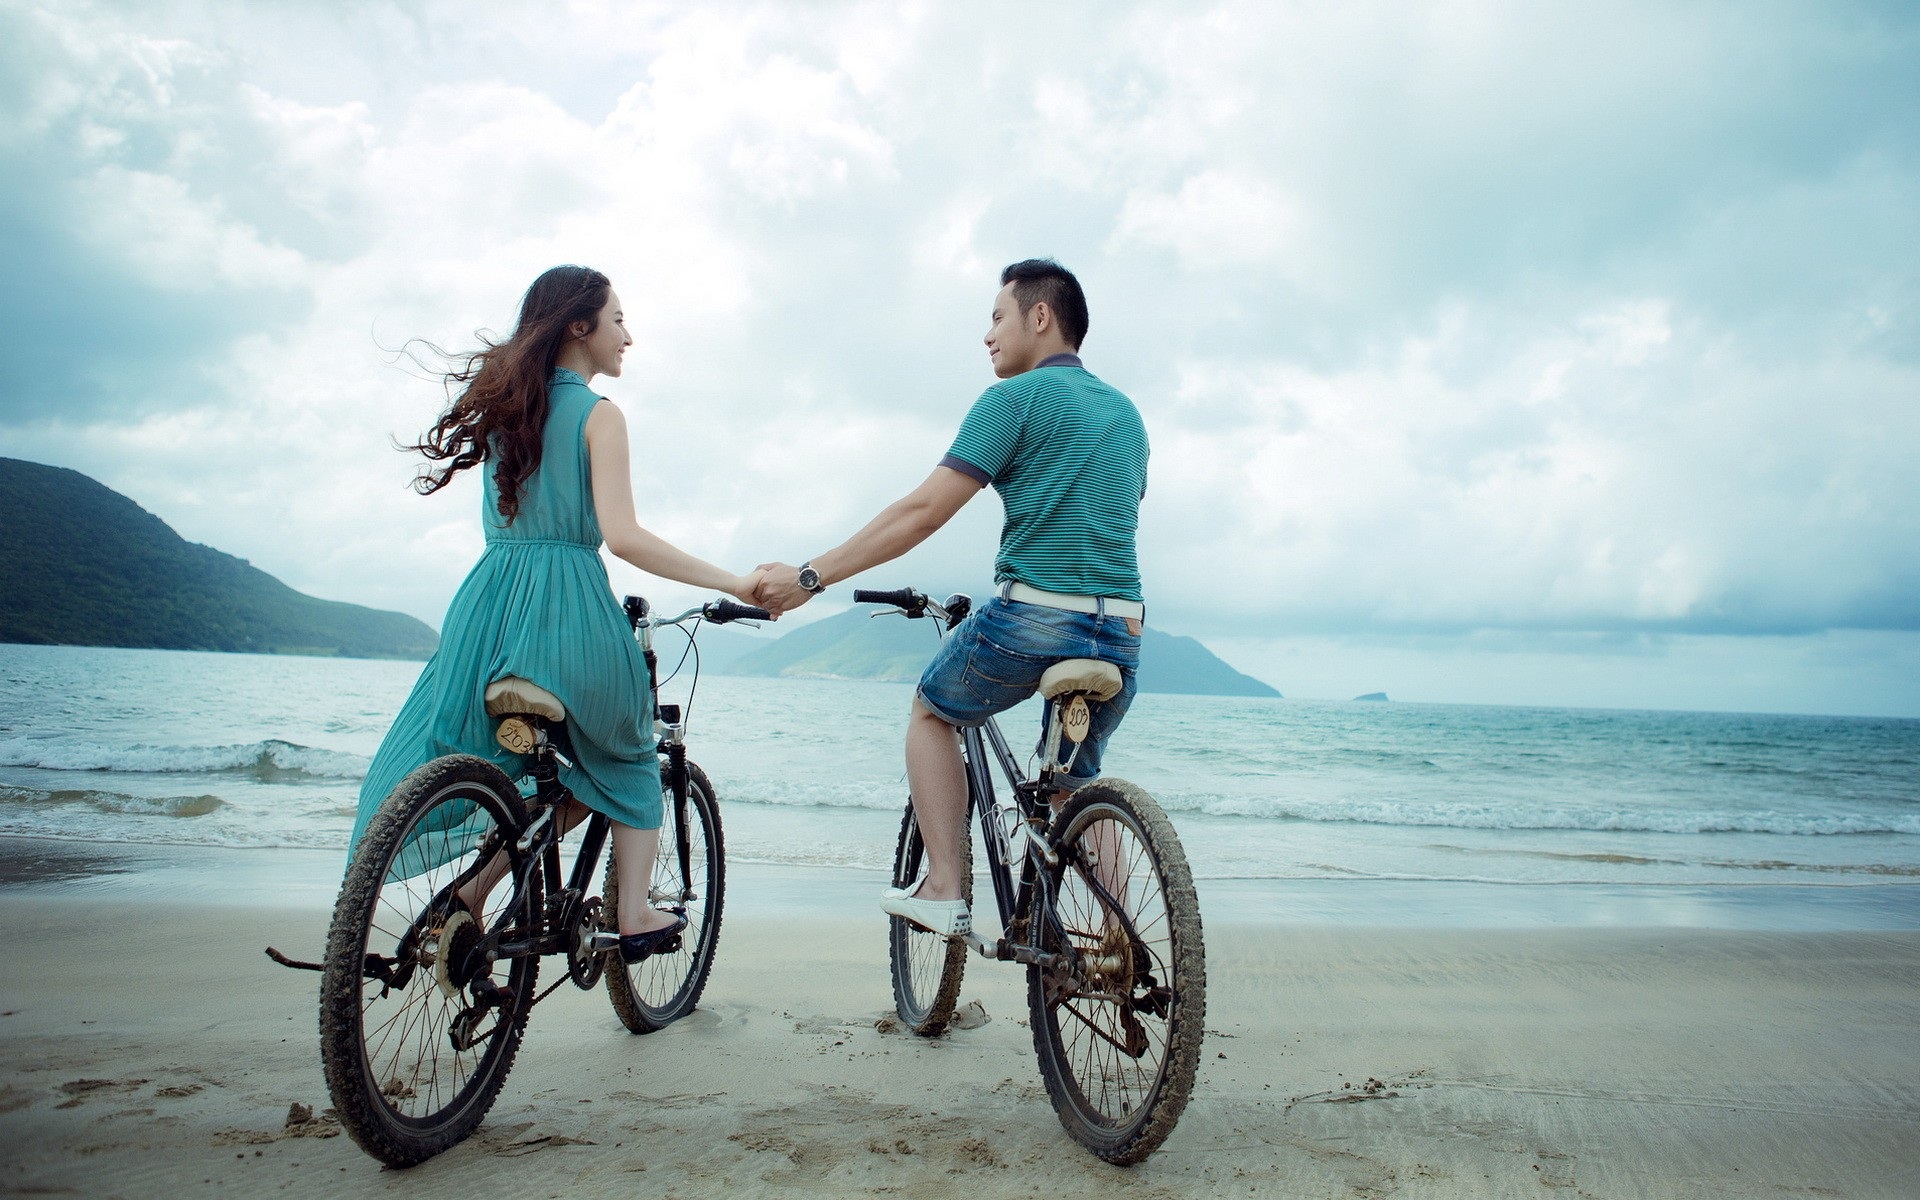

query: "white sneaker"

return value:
[880, 882, 971, 937]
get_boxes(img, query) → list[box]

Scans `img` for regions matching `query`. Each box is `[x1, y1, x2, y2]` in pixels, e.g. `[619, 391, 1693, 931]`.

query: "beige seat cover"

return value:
[1038, 658, 1124, 702]
[485, 677, 566, 721]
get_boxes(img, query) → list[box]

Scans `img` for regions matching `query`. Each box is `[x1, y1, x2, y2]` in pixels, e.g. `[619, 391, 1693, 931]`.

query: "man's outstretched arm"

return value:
[758, 465, 983, 612]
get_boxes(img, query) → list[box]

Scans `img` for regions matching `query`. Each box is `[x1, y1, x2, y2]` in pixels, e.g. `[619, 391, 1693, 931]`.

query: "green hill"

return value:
[0, 457, 439, 659]
[722, 605, 1280, 697]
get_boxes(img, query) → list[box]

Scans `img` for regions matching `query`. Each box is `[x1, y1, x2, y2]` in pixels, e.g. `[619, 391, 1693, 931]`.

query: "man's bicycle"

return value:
[856, 586, 1206, 1165]
[315, 594, 767, 1167]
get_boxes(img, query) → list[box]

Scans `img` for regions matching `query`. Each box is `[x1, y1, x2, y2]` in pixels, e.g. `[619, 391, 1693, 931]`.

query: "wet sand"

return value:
[0, 848, 1916, 1197]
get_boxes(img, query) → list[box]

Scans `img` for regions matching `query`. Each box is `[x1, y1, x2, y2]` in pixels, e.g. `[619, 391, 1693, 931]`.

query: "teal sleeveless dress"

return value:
[349, 368, 661, 858]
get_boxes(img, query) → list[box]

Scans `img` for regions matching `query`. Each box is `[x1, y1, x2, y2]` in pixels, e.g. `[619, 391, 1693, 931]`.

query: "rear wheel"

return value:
[1028, 778, 1205, 1165]
[320, 755, 540, 1168]
[604, 759, 725, 1032]
[887, 800, 972, 1036]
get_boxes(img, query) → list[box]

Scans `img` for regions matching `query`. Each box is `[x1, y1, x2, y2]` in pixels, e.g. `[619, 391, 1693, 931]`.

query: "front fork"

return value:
[657, 705, 692, 906]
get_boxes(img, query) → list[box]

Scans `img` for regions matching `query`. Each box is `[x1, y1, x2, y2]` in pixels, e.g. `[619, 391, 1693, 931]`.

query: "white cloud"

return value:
[1139, 292, 1919, 634]
[1109, 171, 1304, 273]
[76, 165, 306, 289]
[5, 0, 1918, 714]
[914, 195, 992, 277]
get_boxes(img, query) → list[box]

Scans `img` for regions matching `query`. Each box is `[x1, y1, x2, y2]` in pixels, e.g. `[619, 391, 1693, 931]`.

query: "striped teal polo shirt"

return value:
[940, 353, 1148, 603]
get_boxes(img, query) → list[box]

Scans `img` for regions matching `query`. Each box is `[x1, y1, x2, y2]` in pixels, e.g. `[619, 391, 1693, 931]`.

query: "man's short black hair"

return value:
[1000, 258, 1089, 350]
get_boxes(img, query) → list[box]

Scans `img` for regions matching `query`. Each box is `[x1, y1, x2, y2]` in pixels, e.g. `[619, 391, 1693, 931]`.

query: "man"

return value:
[756, 258, 1147, 937]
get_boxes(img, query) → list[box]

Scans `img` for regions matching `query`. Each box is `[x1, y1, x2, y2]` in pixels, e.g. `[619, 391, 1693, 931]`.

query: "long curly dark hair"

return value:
[406, 265, 611, 524]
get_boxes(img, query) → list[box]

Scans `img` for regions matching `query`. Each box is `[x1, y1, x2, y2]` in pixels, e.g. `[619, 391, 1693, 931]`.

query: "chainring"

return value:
[568, 897, 608, 989]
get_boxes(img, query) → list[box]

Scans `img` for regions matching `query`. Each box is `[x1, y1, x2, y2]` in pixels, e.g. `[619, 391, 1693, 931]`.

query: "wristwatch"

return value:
[796, 561, 825, 594]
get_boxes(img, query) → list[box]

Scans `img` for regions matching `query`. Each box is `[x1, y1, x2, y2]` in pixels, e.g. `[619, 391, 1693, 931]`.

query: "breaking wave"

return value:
[0, 738, 367, 780]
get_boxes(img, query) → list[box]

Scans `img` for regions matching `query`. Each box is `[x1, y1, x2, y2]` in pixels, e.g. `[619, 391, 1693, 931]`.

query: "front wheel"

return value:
[604, 759, 725, 1032]
[320, 755, 540, 1168]
[887, 800, 972, 1036]
[1028, 778, 1206, 1165]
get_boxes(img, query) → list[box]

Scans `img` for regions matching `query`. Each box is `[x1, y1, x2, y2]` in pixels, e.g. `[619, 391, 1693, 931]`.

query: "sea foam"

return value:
[0, 737, 368, 779]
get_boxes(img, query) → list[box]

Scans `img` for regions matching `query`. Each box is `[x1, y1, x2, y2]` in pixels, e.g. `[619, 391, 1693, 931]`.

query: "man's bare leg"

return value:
[1052, 784, 1129, 927]
[904, 697, 969, 901]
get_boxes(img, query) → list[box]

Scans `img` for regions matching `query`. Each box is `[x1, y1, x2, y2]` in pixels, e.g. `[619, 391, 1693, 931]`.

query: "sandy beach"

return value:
[1, 842, 1916, 1199]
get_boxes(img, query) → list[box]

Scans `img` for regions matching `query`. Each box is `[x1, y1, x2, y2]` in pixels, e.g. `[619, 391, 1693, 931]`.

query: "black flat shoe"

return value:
[617, 913, 688, 964]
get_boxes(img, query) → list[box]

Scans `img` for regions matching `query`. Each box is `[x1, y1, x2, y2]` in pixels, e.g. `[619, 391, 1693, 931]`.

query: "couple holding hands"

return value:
[350, 258, 1147, 963]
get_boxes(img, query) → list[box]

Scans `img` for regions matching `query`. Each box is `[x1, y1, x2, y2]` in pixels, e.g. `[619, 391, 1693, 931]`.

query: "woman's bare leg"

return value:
[444, 804, 674, 936]
[454, 799, 592, 916]
[611, 821, 679, 935]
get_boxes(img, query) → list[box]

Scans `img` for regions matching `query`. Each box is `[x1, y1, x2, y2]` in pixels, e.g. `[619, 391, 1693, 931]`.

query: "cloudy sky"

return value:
[4, 1, 1917, 716]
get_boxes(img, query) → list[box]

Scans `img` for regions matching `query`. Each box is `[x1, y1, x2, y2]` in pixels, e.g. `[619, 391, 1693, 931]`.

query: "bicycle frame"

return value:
[466, 597, 749, 972]
[867, 587, 1126, 978]
[859, 587, 1202, 1166]
[959, 720, 1048, 932]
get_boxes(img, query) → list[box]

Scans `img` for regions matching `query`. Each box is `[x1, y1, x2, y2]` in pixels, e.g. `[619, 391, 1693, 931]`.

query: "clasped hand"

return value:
[751, 562, 812, 616]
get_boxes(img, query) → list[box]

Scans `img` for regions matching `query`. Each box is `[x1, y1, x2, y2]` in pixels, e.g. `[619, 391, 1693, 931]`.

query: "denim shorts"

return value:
[916, 597, 1141, 787]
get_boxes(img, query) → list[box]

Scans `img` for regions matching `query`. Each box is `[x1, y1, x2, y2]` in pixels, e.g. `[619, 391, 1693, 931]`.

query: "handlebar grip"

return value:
[704, 598, 772, 624]
[853, 587, 923, 611]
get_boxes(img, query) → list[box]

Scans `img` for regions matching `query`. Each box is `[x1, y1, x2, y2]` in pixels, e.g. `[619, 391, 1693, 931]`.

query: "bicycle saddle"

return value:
[485, 677, 566, 722]
[1039, 659, 1123, 702]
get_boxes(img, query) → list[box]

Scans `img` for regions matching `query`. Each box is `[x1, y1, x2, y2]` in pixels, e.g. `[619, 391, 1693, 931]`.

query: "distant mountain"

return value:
[1143, 629, 1283, 697]
[0, 457, 439, 660]
[721, 605, 1281, 698]
[723, 607, 942, 682]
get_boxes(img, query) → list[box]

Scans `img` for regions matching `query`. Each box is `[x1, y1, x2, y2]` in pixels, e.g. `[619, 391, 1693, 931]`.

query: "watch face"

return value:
[798, 566, 821, 591]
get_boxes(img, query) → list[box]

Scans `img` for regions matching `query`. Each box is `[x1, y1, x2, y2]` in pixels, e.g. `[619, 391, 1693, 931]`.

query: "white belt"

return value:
[999, 581, 1144, 621]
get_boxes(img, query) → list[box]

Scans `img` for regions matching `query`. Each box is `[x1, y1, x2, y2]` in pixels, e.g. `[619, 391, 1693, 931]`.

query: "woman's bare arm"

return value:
[586, 400, 759, 603]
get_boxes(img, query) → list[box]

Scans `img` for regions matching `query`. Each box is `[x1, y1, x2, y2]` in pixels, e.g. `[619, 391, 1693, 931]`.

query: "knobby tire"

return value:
[888, 800, 972, 1036]
[1028, 778, 1206, 1164]
[319, 755, 540, 1168]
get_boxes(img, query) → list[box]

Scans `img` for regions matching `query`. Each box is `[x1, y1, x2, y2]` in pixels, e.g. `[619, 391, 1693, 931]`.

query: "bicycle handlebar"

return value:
[853, 587, 925, 613]
[623, 594, 769, 630]
[704, 598, 772, 624]
[854, 586, 973, 631]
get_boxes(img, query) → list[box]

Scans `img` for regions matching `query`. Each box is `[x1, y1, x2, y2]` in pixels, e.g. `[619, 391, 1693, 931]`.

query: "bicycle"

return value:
[315, 593, 767, 1167]
[857, 586, 1206, 1165]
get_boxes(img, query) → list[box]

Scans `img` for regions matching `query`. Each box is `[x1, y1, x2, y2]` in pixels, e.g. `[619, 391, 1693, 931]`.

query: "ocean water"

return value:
[3, 642, 1917, 916]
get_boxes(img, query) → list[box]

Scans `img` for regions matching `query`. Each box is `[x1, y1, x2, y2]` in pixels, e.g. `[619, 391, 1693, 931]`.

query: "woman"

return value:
[349, 265, 760, 962]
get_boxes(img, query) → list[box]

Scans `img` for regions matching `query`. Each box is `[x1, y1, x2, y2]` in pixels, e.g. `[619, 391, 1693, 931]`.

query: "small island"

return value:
[1353, 692, 1389, 702]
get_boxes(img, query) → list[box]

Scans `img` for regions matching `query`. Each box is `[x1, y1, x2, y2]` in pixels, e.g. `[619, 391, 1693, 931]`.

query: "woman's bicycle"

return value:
[315, 593, 767, 1167]
[856, 586, 1206, 1165]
